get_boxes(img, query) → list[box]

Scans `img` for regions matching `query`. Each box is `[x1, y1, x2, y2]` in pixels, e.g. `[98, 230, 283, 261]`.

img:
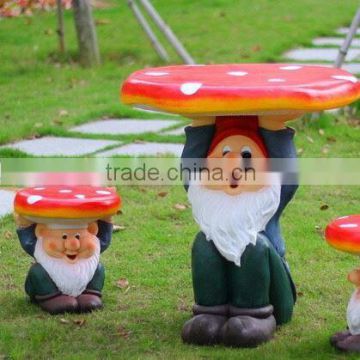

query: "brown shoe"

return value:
[37, 294, 78, 315]
[77, 291, 103, 313]
[330, 329, 351, 346]
[221, 305, 276, 348]
[181, 304, 228, 346]
[335, 334, 360, 352]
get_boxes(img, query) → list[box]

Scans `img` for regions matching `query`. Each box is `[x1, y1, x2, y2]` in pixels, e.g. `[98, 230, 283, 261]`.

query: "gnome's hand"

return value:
[259, 114, 303, 130]
[14, 212, 34, 228]
[100, 216, 113, 224]
[190, 116, 215, 127]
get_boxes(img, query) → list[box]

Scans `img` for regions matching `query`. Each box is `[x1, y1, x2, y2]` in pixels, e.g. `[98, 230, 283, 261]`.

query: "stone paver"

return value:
[1, 137, 120, 156]
[313, 37, 360, 47]
[336, 27, 360, 36]
[71, 119, 181, 135]
[0, 189, 15, 218]
[284, 48, 360, 62]
[343, 63, 360, 74]
[162, 126, 186, 136]
[97, 142, 183, 157]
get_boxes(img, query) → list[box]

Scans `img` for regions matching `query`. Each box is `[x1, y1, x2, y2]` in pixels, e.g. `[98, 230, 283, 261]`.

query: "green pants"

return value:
[25, 262, 105, 299]
[192, 232, 295, 325]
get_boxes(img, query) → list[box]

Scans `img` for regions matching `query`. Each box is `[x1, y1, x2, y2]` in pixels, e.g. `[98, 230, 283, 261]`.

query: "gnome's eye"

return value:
[62, 234, 68, 240]
[75, 234, 80, 240]
[222, 145, 231, 156]
[241, 146, 252, 158]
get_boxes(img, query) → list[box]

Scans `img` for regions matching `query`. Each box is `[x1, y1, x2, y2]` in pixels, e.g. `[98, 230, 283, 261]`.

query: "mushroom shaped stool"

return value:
[121, 64, 360, 347]
[326, 215, 360, 352]
[14, 185, 121, 314]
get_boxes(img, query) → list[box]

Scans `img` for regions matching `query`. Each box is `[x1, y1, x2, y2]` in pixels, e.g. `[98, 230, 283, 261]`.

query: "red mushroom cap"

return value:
[14, 186, 121, 221]
[121, 64, 360, 116]
[325, 215, 360, 255]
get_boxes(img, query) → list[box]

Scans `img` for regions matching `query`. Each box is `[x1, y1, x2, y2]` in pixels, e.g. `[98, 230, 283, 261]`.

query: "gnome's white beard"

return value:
[347, 289, 360, 335]
[188, 183, 281, 266]
[34, 237, 100, 297]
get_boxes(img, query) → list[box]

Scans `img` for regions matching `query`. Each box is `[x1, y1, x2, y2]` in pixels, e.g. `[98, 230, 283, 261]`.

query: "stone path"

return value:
[284, 27, 360, 74]
[0, 190, 15, 218]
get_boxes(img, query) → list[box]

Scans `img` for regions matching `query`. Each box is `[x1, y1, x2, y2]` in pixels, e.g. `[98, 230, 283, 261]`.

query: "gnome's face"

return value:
[35, 223, 99, 264]
[206, 134, 268, 195]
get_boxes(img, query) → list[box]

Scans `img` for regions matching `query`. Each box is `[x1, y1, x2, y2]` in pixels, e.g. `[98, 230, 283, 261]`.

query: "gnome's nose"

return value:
[65, 237, 80, 251]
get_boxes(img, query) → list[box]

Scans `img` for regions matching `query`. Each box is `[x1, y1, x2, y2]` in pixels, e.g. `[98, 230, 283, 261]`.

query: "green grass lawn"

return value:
[1, 0, 360, 359]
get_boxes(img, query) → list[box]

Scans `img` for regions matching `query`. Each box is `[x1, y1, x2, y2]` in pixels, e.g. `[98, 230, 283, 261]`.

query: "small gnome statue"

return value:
[326, 215, 360, 352]
[14, 186, 121, 314]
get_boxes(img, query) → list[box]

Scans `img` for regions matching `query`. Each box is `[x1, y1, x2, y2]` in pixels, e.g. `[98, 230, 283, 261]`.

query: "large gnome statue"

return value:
[181, 115, 297, 347]
[121, 63, 360, 347]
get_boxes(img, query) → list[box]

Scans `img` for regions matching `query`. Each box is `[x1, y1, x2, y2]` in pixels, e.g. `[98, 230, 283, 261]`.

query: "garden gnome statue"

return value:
[121, 63, 360, 347]
[14, 186, 121, 314]
[326, 215, 360, 352]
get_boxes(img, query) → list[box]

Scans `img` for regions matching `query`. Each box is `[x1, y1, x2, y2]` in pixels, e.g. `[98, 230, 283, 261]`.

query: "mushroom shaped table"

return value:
[326, 215, 360, 352]
[121, 64, 360, 348]
[14, 185, 121, 314]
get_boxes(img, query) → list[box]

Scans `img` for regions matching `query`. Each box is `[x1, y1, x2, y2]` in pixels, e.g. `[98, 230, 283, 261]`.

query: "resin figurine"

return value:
[326, 215, 360, 352]
[14, 185, 121, 314]
[121, 63, 360, 347]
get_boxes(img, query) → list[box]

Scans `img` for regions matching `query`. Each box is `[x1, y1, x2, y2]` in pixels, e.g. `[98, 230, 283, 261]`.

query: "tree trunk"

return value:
[72, 0, 100, 67]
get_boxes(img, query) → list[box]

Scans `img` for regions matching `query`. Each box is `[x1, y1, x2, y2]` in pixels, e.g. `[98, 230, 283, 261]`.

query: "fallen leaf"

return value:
[320, 204, 329, 211]
[318, 129, 325, 136]
[326, 136, 336, 143]
[52, 119, 63, 126]
[95, 19, 111, 25]
[174, 203, 187, 211]
[297, 291, 304, 297]
[34, 122, 43, 128]
[306, 136, 314, 144]
[73, 319, 86, 327]
[315, 225, 324, 236]
[158, 191, 168, 198]
[251, 45, 262, 52]
[117, 325, 131, 339]
[4, 230, 13, 240]
[113, 224, 126, 232]
[116, 278, 129, 289]
[321, 146, 330, 154]
[44, 28, 53, 35]
[59, 109, 68, 117]
[59, 318, 70, 324]
[297, 148, 304, 155]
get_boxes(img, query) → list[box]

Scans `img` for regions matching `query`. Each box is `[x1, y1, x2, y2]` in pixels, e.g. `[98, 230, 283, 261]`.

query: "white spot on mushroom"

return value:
[268, 78, 286, 83]
[34, 187, 45, 191]
[75, 194, 85, 199]
[339, 223, 358, 228]
[280, 65, 302, 70]
[27, 195, 43, 204]
[96, 190, 111, 195]
[59, 189, 72, 193]
[338, 216, 349, 220]
[144, 71, 168, 76]
[228, 71, 248, 76]
[332, 75, 358, 83]
[180, 82, 202, 95]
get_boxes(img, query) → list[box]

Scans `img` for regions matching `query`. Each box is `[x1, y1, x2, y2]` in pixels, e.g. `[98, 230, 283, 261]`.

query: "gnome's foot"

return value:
[221, 305, 276, 348]
[181, 305, 228, 346]
[334, 334, 360, 352]
[77, 291, 103, 313]
[37, 294, 78, 315]
[330, 329, 351, 347]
